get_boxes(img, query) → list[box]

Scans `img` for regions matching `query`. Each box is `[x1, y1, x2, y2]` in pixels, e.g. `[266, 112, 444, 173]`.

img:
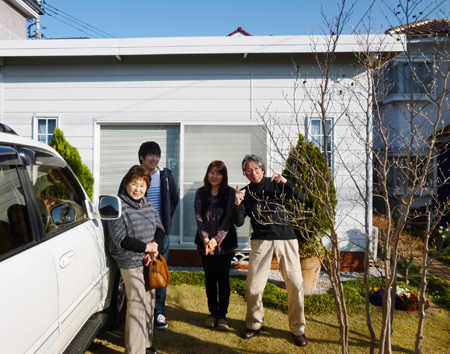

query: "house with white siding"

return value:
[0, 34, 402, 269]
[0, 0, 44, 40]
[374, 20, 450, 222]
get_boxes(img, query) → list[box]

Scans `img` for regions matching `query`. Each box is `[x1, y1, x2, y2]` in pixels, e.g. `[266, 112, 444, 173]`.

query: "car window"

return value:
[25, 164, 89, 236]
[20, 144, 90, 237]
[0, 165, 33, 256]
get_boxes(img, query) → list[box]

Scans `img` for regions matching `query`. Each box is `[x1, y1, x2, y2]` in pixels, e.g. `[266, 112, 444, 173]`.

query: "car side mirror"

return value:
[51, 203, 76, 225]
[97, 195, 122, 219]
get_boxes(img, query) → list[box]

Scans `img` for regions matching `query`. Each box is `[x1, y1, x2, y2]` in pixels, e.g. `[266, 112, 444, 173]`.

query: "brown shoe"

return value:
[292, 334, 308, 347]
[242, 327, 262, 339]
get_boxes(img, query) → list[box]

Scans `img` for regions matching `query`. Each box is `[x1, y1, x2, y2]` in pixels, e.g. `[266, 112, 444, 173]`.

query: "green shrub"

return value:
[50, 128, 94, 200]
[169, 271, 371, 315]
[283, 134, 337, 258]
[170, 269, 450, 315]
[408, 274, 450, 311]
[170, 271, 205, 286]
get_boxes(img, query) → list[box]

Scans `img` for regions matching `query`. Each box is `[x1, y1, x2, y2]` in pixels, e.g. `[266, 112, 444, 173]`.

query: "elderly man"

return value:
[234, 154, 307, 347]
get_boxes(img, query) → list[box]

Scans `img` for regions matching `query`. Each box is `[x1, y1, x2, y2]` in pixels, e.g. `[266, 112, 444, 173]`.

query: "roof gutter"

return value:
[0, 34, 405, 58]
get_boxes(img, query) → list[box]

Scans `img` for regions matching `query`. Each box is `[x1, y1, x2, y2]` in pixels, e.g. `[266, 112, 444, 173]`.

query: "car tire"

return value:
[109, 270, 127, 329]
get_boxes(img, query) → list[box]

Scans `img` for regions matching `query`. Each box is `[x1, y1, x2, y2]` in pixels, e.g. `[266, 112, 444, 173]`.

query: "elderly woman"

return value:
[109, 165, 165, 354]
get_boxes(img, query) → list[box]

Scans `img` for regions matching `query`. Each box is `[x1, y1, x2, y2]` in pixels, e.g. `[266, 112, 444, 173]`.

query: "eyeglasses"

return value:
[129, 182, 147, 190]
[245, 167, 261, 174]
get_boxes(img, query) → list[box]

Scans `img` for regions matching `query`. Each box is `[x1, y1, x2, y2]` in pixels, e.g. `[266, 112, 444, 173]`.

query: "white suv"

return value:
[0, 125, 124, 354]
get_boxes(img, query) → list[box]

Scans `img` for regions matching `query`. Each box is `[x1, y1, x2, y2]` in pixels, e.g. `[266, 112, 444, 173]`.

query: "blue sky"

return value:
[36, 0, 447, 39]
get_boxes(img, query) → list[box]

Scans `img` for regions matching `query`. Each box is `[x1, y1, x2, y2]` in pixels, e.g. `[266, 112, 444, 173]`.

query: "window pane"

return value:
[47, 119, 56, 134]
[99, 124, 181, 236]
[38, 135, 46, 144]
[310, 118, 333, 169]
[38, 120, 47, 135]
[184, 125, 266, 183]
[182, 185, 198, 243]
[183, 125, 266, 239]
[0, 166, 32, 255]
[326, 120, 332, 136]
[311, 120, 321, 136]
[26, 165, 88, 237]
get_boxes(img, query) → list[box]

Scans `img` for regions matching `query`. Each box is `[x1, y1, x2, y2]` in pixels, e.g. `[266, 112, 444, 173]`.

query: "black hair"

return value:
[138, 141, 161, 164]
[202, 160, 229, 197]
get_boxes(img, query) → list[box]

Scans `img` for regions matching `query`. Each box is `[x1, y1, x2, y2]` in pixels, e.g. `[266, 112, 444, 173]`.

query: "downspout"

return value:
[249, 56, 253, 121]
[0, 58, 4, 123]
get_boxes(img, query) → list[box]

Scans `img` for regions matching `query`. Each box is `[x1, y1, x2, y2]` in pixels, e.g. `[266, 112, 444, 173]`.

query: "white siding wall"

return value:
[0, 1, 27, 40]
[1, 55, 369, 251]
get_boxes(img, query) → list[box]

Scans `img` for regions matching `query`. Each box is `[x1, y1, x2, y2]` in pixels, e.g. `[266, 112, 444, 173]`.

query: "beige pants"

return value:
[121, 267, 156, 354]
[246, 239, 306, 336]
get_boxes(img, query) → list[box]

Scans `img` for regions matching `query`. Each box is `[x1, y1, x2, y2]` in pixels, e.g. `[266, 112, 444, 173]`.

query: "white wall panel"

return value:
[1, 52, 372, 251]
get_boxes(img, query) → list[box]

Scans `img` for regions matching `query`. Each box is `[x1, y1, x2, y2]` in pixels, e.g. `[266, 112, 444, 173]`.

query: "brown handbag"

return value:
[148, 254, 171, 289]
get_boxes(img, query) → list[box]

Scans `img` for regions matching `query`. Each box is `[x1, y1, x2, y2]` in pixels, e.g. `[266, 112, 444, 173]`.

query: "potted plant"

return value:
[283, 134, 337, 292]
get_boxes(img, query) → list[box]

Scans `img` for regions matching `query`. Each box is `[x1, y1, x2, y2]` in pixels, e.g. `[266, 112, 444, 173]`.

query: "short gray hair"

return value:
[241, 154, 265, 174]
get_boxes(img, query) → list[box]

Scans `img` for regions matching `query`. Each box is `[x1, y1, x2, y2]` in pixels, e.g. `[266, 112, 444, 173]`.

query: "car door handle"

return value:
[59, 251, 76, 268]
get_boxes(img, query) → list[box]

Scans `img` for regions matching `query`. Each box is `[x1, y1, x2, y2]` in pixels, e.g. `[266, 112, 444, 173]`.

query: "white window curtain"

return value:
[182, 125, 266, 243]
[308, 118, 333, 169]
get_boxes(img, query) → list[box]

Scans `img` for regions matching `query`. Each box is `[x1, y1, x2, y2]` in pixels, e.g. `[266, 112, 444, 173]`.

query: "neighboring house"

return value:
[374, 19, 450, 221]
[0, 34, 401, 269]
[0, 0, 44, 40]
[227, 27, 252, 37]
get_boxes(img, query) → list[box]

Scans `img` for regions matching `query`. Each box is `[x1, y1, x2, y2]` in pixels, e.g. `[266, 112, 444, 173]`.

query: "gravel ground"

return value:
[169, 265, 382, 295]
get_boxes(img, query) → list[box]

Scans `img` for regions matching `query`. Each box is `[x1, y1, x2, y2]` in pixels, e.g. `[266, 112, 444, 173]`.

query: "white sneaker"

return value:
[155, 314, 168, 329]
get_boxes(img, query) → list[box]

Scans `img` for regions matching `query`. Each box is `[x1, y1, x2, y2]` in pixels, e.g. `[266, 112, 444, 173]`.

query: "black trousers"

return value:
[201, 252, 234, 318]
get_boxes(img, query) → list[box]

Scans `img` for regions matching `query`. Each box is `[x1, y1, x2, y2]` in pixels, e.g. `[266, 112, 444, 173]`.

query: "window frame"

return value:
[306, 117, 334, 170]
[380, 58, 436, 103]
[32, 114, 60, 145]
[384, 152, 437, 196]
[18, 144, 90, 240]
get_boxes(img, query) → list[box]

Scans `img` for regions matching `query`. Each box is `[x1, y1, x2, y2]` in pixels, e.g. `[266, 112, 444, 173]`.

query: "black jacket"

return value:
[234, 177, 303, 240]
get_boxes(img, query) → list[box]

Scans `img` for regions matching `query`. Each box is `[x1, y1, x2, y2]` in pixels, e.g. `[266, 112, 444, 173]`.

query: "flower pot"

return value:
[300, 256, 321, 293]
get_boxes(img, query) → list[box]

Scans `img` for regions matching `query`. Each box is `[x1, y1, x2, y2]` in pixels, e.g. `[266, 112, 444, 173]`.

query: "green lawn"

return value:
[88, 272, 450, 354]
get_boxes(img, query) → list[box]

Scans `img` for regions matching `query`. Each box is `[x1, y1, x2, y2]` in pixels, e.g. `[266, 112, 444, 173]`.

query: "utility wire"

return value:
[41, 0, 116, 39]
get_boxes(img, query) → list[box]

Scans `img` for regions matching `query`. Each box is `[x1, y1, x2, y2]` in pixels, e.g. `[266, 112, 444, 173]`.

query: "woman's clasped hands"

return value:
[203, 237, 218, 255]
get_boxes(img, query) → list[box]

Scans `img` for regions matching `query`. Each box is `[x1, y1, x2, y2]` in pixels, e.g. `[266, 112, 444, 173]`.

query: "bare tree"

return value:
[361, 1, 450, 353]
[258, 2, 357, 352]
[258, 1, 449, 353]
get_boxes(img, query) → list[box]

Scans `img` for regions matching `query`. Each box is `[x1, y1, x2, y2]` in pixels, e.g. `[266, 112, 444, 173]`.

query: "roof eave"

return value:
[0, 34, 405, 58]
[5, 0, 44, 18]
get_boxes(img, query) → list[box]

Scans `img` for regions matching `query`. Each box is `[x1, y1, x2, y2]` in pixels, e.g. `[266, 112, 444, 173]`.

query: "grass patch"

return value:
[429, 248, 450, 266]
[89, 271, 450, 354]
[171, 270, 450, 315]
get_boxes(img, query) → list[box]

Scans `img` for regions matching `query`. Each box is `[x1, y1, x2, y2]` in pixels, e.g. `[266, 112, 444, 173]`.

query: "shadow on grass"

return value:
[90, 305, 415, 354]
[88, 276, 437, 354]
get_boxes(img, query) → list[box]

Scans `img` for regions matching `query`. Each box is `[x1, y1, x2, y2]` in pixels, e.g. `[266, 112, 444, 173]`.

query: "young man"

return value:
[234, 154, 307, 347]
[120, 141, 179, 330]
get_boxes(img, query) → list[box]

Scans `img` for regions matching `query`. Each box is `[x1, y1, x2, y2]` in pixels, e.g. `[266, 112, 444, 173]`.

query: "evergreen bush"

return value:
[50, 128, 94, 200]
[283, 134, 337, 257]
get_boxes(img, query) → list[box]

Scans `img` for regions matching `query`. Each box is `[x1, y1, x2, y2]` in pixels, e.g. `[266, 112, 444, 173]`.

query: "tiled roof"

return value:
[386, 19, 450, 36]
[227, 27, 252, 36]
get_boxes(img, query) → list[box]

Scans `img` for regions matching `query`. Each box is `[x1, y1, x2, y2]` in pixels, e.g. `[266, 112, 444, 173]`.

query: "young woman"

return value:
[194, 160, 237, 330]
[109, 165, 165, 354]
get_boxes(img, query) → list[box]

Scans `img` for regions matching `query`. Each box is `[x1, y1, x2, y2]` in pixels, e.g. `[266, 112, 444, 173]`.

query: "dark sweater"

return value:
[118, 167, 179, 235]
[234, 177, 304, 240]
[108, 191, 164, 269]
[194, 186, 237, 255]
